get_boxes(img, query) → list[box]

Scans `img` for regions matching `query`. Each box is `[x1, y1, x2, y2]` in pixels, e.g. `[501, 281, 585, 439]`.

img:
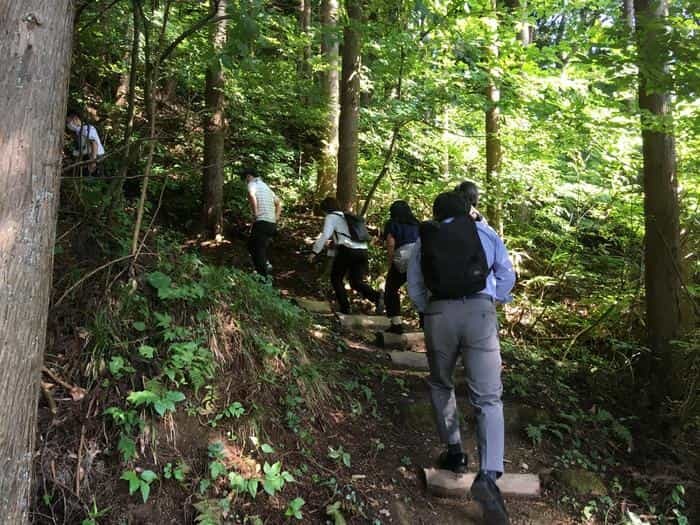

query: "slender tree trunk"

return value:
[0, 2, 74, 522]
[106, 0, 141, 206]
[485, 2, 502, 233]
[202, 0, 228, 238]
[316, 0, 340, 201]
[503, 0, 530, 44]
[298, 0, 312, 80]
[633, 0, 683, 405]
[336, 0, 362, 212]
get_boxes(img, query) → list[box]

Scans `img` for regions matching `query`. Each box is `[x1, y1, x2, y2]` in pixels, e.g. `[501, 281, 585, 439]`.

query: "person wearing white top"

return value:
[309, 197, 383, 314]
[66, 110, 105, 176]
[241, 167, 282, 277]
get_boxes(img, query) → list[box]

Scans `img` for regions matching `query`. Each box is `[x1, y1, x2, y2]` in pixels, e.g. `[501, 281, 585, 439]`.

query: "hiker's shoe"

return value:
[471, 471, 510, 525]
[375, 292, 385, 315]
[385, 323, 405, 335]
[265, 261, 273, 273]
[437, 451, 469, 474]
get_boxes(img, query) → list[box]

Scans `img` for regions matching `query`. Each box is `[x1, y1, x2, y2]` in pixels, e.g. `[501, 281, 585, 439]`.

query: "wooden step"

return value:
[376, 331, 424, 350]
[389, 351, 429, 370]
[337, 313, 391, 331]
[424, 468, 541, 499]
[293, 297, 332, 314]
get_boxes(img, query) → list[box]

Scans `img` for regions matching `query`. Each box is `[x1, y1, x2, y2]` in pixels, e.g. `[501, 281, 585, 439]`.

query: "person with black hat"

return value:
[407, 190, 515, 525]
[240, 167, 281, 277]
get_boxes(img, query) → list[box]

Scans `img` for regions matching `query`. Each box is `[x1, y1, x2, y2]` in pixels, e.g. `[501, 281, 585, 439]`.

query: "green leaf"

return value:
[138, 345, 156, 359]
[140, 470, 158, 483]
[118, 435, 136, 461]
[140, 481, 150, 503]
[133, 321, 147, 332]
[147, 271, 172, 291]
[120, 470, 140, 495]
[247, 478, 259, 499]
[209, 461, 227, 479]
[261, 443, 275, 454]
[165, 390, 186, 403]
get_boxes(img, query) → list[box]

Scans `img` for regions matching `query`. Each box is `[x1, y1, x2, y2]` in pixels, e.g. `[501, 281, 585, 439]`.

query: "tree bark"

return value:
[298, 0, 312, 81]
[315, 0, 340, 201]
[336, 0, 362, 212]
[0, 2, 74, 522]
[633, 0, 683, 404]
[202, 0, 228, 238]
[485, 2, 503, 233]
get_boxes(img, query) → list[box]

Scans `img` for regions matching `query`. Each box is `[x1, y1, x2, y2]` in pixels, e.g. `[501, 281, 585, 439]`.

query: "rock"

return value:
[375, 331, 425, 351]
[337, 313, 391, 331]
[389, 351, 429, 370]
[293, 297, 333, 314]
[555, 468, 607, 496]
[424, 468, 541, 498]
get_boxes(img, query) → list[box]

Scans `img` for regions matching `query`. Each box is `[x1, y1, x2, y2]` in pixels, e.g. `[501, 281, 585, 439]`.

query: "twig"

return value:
[42, 367, 75, 392]
[75, 425, 86, 495]
[52, 255, 135, 309]
[41, 382, 58, 416]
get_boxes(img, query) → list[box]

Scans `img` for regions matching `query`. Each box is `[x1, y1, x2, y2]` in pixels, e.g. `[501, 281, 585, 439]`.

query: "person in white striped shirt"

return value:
[240, 167, 281, 277]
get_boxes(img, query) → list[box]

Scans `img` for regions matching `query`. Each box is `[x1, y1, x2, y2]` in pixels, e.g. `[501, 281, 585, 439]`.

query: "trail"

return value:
[205, 214, 576, 524]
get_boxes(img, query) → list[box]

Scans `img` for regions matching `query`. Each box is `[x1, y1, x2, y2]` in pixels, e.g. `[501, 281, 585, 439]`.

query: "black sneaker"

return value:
[385, 323, 405, 335]
[471, 471, 510, 525]
[375, 292, 385, 315]
[437, 451, 469, 474]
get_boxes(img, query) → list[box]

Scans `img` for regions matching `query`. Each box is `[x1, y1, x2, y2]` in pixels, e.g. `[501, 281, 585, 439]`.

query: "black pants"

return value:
[331, 246, 380, 313]
[248, 220, 277, 276]
[384, 264, 407, 318]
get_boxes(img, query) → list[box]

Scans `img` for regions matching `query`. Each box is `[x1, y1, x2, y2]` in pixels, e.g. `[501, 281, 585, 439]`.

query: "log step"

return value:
[293, 297, 333, 314]
[424, 468, 541, 499]
[337, 314, 391, 331]
[376, 331, 424, 350]
[389, 351, 429, 370]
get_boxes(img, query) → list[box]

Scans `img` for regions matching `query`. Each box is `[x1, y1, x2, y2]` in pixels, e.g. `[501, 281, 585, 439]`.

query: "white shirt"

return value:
[247, 178, 277, 223]
[312, 212, 368, 254]
[73, 124, 105, 156]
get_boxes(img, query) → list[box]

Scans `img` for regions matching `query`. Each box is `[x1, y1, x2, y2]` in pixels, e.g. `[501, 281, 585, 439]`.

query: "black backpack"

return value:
[335, 212, 371, 243]
[420, 215, 488, 300]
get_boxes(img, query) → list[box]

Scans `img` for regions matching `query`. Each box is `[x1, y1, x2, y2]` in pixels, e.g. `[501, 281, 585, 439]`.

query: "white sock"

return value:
[391, 316, 402, 325]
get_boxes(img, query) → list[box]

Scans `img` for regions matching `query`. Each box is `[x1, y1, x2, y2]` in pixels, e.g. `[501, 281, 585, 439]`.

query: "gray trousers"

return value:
[424, 296, 504, 473]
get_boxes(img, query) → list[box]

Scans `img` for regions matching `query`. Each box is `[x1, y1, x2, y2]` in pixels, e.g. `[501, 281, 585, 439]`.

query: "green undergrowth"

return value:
[76, 235, 335, 524]
[501, 340, 695, 524]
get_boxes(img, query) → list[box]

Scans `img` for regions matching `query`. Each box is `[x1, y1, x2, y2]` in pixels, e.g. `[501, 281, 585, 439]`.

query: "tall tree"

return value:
[0, 2, 74, 522]
[316, 0, 340, 201]
[484, 1, 502, 233]
[202, 0, 228, 238]
[336, 0, 362, 211]
[633, 0, 683, 403]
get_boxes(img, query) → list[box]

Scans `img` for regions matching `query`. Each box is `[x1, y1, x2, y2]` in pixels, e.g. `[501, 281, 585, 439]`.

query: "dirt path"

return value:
[201, 218, 576, 524]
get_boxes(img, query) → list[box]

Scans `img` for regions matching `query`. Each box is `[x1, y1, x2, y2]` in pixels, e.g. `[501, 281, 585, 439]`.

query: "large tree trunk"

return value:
[0, 2, 74, 522]
[336, 0, 362, 212]
[485, 2, 502, 233]
[315, 0, 340, 201]
[202, 0, 228, 238]
[634, 0, 683, 404]
[298, 0, 312, 81]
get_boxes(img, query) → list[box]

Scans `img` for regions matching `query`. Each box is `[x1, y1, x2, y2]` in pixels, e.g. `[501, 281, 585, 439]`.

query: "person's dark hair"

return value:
[389, 200, 419, 225]
[319, 196, 341, 213]
[455, 180, 479, 207]
[239, 166, 257, 180]
[433, 192, 468, 222]
[66, 108, 82, 121]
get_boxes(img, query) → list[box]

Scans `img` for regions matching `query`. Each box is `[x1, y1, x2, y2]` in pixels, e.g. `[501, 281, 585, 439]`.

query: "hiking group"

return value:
[244, 170, 515, 525]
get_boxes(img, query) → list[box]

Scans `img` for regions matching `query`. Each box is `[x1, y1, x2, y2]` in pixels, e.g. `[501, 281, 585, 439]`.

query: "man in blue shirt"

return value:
[407, 191, 515, 525]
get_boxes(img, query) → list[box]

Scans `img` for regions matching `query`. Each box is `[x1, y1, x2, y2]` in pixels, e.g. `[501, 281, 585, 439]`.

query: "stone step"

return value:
[375, 331, 425, 350]
[337, 313, 391, 331]
[293, 297, 333, 314]
[389, 351, 429, 370]
[424, 468, 541, 499]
